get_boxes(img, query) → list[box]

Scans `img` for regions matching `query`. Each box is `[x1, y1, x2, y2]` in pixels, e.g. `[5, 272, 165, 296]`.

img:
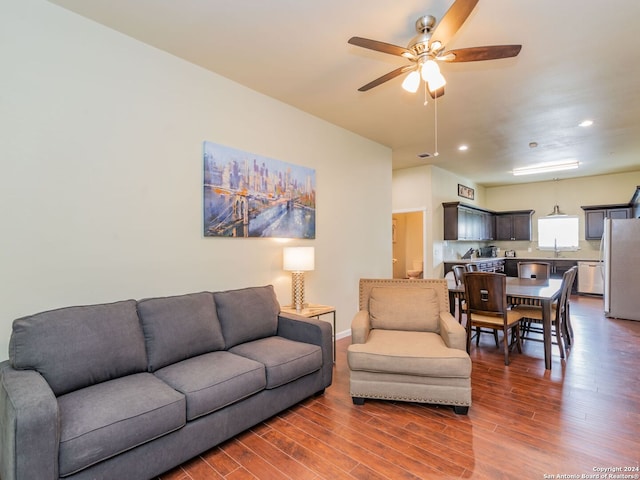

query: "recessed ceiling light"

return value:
[579, 119, 593, 127]
[458, 145, 468, 151]
[512, 160, 579, 176]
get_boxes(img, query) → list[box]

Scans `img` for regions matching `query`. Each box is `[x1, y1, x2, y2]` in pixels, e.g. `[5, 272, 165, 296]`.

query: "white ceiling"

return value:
[47, 0, 640, 186]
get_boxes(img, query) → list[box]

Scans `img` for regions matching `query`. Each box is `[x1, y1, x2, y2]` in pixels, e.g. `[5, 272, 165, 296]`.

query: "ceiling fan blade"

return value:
[429, 0, 479, 49]
[348, 37, 413, 58]
[429, 86, 445, 99]
[440, 45, 522, 62]
[357, 65, 415, 92]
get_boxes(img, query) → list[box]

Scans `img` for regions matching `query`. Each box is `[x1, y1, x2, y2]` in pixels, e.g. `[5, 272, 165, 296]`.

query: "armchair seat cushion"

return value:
[348, 329, 471, 378]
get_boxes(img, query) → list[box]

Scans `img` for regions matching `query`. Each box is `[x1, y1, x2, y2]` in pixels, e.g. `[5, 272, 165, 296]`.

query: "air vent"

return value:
[417, 152, 431, 158]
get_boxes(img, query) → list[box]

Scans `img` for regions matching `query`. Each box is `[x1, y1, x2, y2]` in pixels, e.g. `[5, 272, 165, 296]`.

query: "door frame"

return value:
[392, 208, 427, 279]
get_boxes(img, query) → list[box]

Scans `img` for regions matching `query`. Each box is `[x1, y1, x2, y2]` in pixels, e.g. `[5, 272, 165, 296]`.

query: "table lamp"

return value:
[283, 246, 315, 312]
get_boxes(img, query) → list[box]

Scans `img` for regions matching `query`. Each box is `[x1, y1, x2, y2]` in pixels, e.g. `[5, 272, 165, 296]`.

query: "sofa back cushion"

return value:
[137, 292, 225, 371]
[369, 286, 440, 332]
[214, 285, 280, 349]
[9, 300, 147, 396]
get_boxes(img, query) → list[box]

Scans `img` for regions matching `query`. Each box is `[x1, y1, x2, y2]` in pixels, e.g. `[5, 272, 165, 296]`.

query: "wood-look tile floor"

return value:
[157, 295, 640, 480]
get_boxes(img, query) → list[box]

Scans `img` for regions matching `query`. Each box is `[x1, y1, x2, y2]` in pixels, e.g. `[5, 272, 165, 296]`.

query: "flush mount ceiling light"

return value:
[458, 144, 469, 151]
[579, 119, 594, 127]
[512, 160, 579, 176]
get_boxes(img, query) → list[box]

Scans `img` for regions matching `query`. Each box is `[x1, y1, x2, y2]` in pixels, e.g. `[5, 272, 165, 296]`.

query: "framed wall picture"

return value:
[458, 184, 474, 200]
[203, 141, 316, 238]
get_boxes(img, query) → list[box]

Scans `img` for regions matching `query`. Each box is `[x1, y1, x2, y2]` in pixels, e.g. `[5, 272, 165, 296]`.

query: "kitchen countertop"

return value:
[444, 257, 599, 263]
[444, 257, 507, 263]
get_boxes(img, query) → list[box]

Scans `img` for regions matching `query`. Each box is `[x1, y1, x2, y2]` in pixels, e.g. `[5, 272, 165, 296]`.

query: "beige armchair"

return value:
[348, 279, 472, 414]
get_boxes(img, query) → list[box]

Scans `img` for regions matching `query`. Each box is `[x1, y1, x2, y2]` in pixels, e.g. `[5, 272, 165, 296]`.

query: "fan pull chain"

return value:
[433, 89, 439, 157]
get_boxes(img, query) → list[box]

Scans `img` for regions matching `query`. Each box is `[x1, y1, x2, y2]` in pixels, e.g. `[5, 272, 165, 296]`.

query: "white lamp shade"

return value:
[283, 247, 315, 272]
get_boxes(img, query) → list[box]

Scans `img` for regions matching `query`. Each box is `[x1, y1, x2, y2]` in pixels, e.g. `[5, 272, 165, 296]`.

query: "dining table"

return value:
[448, 277, 563, 370]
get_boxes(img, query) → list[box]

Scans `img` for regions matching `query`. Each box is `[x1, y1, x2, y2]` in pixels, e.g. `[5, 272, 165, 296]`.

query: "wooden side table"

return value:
[280, 304, 336, 363]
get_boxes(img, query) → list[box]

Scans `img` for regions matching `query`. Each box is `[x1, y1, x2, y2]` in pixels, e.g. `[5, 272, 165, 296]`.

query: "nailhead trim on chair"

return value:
[350, 392, 470, 406]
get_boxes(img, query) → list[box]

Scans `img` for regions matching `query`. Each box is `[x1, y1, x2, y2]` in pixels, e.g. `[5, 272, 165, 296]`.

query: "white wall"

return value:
[0, 0, 392, 361]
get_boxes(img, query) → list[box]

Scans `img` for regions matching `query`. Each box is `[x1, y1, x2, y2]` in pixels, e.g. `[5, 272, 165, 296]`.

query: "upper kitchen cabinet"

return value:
[443, 202, 495, 241]
[495, 211, 534, 241]
[581, 205, 633, 240]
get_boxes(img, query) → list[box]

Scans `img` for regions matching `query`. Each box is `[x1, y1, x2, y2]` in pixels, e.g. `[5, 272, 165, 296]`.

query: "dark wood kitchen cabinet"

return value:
[443, 202, 495, 241]
[581, 205, 633, 240]
[495, 211, 534, 241]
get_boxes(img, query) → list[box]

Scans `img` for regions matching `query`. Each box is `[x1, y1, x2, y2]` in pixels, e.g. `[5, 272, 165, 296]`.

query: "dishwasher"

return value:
[577, 261, 604, 295]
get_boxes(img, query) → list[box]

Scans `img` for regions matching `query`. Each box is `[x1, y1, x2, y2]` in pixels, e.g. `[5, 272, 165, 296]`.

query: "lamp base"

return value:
[291, 271, 306, 312]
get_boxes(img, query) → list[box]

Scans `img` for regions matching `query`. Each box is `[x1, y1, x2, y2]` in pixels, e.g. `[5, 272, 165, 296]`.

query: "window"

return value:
[538, 216, 579, 251]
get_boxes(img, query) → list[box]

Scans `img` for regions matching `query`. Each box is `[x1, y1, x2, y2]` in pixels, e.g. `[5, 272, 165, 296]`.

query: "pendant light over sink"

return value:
[548, 204, 567, 217]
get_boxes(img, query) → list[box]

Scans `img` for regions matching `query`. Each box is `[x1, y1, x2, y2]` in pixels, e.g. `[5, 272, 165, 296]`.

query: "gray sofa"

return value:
[0, 285, 333, 480]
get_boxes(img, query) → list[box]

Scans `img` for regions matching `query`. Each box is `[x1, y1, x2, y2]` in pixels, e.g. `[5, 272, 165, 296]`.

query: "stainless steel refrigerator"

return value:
[603, 218, 640, 320]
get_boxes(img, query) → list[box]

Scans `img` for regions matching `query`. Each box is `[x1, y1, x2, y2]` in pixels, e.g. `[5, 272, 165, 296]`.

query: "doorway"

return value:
[392, 209, 425, 279]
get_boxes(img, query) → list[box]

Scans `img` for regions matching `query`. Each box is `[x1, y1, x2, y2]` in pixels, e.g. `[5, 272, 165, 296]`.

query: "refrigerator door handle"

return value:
[603, 218, 611, 315]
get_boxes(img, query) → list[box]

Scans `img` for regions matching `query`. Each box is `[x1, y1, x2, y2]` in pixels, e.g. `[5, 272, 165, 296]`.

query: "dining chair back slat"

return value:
[452, 265, 466, 286]
[518, 262, 551, 280]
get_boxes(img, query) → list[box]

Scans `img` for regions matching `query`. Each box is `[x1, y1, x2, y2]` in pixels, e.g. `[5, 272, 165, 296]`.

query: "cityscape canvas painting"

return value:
[203, 141, 316, 238]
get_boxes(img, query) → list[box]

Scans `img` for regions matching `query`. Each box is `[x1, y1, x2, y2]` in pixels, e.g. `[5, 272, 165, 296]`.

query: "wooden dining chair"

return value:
[452, 265, 466, 286]
[451, 265, 469, 324]
[517, 262, 551, 280]
[514, 266, 578, 358]
[562, 266, 578, 347]
[516, 262, 552, 330]
[463, 272, 524, 365]
[454, 266, 498, 345]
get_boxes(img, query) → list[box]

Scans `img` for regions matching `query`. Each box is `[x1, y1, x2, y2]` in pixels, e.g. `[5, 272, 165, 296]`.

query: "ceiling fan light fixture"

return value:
[427, 72, 446, 92]
[420, 59, 441, 82]
[401, 70, 421, 93]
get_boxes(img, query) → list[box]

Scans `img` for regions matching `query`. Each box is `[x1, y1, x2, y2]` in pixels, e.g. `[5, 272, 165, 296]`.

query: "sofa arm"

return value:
[0, 361, 59, 480]
[438, 312, 467, 351]
[351, 310, 371, 345]
[277, 314, 333, 388]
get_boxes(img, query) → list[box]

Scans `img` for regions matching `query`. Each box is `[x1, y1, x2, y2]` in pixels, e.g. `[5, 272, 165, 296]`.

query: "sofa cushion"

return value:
[9, 300, 147, 396]
[57, 372, 185, 477]
[369, 287, 440, 333]
[214, 285, 280, 349]
[230, 336, 322, 389]
[137, 292, 225, 371]
[154, 351, 266, 421]
[347, 329, 471, 378]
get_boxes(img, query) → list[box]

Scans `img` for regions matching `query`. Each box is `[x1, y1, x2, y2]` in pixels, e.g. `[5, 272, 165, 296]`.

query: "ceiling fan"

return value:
[348, 0, 521, 98]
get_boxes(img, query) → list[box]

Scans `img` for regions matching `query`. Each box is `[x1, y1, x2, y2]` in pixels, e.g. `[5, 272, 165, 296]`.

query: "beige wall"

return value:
[393, 165, 640, 277]
[485, 172, 640, 258]
[0, 0, 392, 360]
[392, 165, 486, 278]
